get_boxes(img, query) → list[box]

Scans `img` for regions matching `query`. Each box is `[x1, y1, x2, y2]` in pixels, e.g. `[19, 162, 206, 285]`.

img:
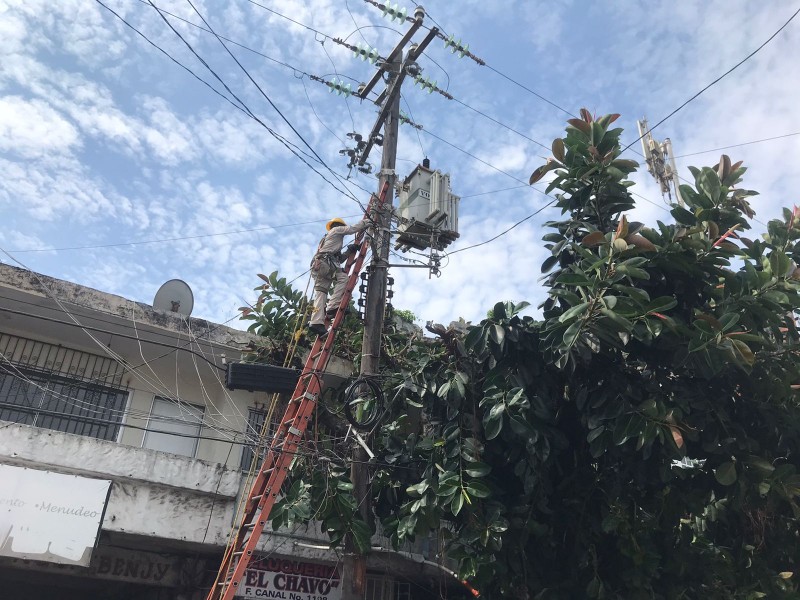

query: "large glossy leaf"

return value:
[465, 462, 492, 477]
[483, 402, 504, 440]
[552, 138, 566, 162]
[714, 461, 737, 486]
[671, 205, 697, 225]
[645, 296, 677, 313]
[465, 480, 491, 498]
[698, 167, 722, 204]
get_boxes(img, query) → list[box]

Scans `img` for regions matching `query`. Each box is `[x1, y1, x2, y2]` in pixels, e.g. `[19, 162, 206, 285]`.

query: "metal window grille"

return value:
[240, 404, 284, 471]
[395, 582, 411, 600]
[366, 577, 410, 600]
[0, 332, 128, 441]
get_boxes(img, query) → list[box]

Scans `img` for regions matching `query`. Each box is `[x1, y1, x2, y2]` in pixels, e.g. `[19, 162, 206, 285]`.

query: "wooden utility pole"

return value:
[341, 8, 439, 598]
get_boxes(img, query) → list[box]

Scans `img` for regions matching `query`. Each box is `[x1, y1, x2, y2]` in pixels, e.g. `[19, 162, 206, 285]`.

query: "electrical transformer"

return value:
[395, 160, 460, 251]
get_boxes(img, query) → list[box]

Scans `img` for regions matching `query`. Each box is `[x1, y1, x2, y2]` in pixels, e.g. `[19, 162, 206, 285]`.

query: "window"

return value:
[365, 578, 410, 600]
[0, 334, 128, 441]
[240, 405, 283, 471]
[142, 397, 204, 457]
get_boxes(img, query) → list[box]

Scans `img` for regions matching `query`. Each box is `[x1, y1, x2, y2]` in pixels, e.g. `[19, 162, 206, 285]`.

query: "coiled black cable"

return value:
[343, 376, 384, 431]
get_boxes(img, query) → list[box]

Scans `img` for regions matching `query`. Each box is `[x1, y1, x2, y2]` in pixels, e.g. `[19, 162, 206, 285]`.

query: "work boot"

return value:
[309, 323, 327, 336]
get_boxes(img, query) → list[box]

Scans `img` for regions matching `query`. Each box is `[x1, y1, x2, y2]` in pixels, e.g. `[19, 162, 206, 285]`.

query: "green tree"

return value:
[238, 271, 308, 366]
[257, 112, 800, 599]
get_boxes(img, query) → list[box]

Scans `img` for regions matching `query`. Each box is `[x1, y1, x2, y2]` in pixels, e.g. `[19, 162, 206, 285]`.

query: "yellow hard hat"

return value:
[326, 217, 346, 231]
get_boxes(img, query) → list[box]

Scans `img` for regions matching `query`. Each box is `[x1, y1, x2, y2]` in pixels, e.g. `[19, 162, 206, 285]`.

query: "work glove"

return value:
[347, 243, 360, 253]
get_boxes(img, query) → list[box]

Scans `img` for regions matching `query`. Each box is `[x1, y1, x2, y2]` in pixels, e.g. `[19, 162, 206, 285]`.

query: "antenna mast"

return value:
[637, 118, 684, 207]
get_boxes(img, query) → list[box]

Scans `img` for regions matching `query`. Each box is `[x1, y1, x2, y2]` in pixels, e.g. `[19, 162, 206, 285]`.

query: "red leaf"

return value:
[581, 231, 605, 247]
[567, 118, 591, 135]
[670, 426, 684, 449]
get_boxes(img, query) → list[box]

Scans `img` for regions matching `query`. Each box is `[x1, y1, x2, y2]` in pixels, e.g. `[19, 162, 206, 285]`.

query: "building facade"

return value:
[0, 264, 463, 600]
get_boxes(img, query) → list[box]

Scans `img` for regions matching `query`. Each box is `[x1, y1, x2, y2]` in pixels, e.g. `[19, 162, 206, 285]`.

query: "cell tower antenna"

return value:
[637, 118, 685, 207]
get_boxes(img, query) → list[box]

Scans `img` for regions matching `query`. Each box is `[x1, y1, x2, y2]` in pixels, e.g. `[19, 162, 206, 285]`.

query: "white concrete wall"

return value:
[0, 421, 239, 546]
[1, 421, 351, 562]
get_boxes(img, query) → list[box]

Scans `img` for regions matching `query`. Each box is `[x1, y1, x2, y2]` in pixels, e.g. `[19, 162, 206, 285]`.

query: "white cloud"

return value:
[0, 156, 120, 221]
[1, 0, 798, 333]
[0, 230, 52, 254]
[0, 96, 81, 157]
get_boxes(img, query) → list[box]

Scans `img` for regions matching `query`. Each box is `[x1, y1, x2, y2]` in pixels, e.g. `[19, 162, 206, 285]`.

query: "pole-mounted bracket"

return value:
[357, 26, 439, 167]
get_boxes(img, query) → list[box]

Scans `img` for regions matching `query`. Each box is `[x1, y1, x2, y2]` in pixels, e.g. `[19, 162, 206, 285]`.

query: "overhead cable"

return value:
[673, 131, 800, 159]
[620, 5, 800, 154]
[6, 216, 361, 253]
[183, 1, 348, 186]
[98, 0, 364, 206]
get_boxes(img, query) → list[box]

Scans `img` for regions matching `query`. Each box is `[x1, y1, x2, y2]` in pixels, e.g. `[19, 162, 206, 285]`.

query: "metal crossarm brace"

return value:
[356, 13, 423, 101]
[357, 26, 439, 167]
[205, 183, 390, 600]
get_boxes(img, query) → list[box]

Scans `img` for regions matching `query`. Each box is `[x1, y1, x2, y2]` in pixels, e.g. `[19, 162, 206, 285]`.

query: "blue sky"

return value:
[1, 0, 799, 328]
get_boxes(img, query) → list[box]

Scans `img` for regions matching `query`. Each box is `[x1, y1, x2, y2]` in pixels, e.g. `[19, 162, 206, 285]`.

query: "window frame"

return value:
[141, 395, 205, 458]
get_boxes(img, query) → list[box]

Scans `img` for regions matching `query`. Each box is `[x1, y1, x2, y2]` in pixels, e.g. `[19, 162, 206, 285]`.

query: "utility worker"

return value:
[309, 217, 370, 335]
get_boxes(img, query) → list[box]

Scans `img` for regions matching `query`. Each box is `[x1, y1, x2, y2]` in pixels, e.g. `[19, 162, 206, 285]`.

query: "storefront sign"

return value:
[3, 546, 183, 587]
[237, 556, 342, 600]
[0, 464, 111, 566]
[91, 546, 180, 586]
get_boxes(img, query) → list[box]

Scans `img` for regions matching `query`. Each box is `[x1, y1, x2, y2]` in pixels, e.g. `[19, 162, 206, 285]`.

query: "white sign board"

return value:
[237, 556, 342, 600]
[0, 464, 111, 566]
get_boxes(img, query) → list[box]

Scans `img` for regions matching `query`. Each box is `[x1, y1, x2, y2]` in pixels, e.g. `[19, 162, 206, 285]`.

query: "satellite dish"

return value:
[153, 279, 194, 316]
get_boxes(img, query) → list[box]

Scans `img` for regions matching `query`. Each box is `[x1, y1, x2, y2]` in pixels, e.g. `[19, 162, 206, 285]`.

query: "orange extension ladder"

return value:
[206, 183, 388, 600]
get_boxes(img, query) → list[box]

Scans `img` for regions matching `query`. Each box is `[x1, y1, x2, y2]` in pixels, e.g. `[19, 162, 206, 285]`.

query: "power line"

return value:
[5, 215, 362, 253]
[421, 127, 530, 185]
[110, 2, 665, 258]
[405, 4, 575, 117]
[447, 199, 556, 256]
[94, 0, 252, 116]
[0, 246, 240, 431]
[460, 184, 528, 199]
[150, 0, 572, 210]
[0, 292, 236, 351]
[243, 0, 332, 39]
[621, 5, 800, 154]
[421, 125, 671, 217]
[364, 0, 575, 117]
[240, 0, 554, 155]
[0, 305, 226, 371]
[135, 0, 307, 74]
[317, 36, 357, 131]
[183, 0, 345, 186]
[452, 97, 550, 151]
[482, 64, 576, 118]
[98, 0, 365, 206]
[0, 349, 245, 435]
[673, 131, 800, 159]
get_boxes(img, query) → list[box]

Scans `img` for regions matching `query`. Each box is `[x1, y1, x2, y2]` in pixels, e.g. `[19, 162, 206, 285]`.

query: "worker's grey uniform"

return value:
[309, 220, 369, 327]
